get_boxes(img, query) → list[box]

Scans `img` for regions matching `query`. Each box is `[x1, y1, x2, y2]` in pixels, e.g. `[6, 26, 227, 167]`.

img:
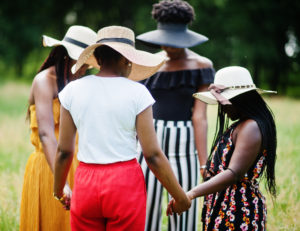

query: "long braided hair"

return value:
[209, 90, 277, 197]
[38, 45, 72, 92]
[27, 46, 72, 120]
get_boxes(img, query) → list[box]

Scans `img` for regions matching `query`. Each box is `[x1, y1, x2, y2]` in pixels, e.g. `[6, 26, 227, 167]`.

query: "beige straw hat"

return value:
[193, 66, 276, 104]
[72, 26, 166, 81]
[42, 25, 97, 61]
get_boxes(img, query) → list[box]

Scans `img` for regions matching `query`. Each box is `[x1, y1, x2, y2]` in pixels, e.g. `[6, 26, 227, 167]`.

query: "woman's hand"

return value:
[166, 198, 175, 216]
[62, 184, 72, 210]
[166, 195, 191, 216]
[54, 184, 72, 210]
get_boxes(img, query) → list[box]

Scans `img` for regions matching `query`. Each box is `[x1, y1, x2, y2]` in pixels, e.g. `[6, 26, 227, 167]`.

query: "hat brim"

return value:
[193, 88, 276, 104]
[136, 29, 208, 48]
[72, 42, 165, 81]
[42, 35, 85, 61]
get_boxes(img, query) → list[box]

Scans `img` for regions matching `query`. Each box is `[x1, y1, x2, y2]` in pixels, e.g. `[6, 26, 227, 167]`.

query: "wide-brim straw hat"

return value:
[193, 66, 277, 104]
[42, 25, 97, 61]
[72, 26, 165, 81]
[136, 23, 208, 48]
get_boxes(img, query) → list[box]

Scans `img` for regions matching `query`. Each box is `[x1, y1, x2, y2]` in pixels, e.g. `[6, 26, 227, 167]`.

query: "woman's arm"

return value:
[136, 106, 191, 214]
[192, 85, 209, 176]
[53, 106, 77, 201]
[32, 73, 58, 172]
[187, 119, 262, 199]
[167, 120, 262, 215]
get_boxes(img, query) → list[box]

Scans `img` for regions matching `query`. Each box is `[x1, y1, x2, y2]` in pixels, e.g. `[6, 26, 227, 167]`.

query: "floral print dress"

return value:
[202, 122, 267, 231]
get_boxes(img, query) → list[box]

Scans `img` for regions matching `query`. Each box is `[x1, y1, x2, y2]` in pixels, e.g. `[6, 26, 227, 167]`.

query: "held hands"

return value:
[53, 183, 72, 210]
[166, 193, 192, 216]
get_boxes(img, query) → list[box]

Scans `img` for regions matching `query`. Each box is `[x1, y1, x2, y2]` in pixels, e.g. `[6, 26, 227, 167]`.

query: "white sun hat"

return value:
[42, 25, 97, 61]
[72, 25, 166, 81]
[193, 66, 277, 104]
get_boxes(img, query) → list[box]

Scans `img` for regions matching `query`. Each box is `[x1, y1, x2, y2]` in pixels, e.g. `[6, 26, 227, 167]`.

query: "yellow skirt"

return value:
[19, 152, 78, 231]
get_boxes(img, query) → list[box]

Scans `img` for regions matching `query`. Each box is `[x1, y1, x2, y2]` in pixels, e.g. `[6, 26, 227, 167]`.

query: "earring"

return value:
[128, 63, 132, 67]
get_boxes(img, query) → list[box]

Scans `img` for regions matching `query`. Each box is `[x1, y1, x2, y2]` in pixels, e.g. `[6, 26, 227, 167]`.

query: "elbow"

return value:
[38, 130, 54, 144]
[227, 168, 243, 184]
[57, 147, 73, 162]
[192, 114, 207, 125]
[192, 116, 208, 131]
[144, 150, 162, 168]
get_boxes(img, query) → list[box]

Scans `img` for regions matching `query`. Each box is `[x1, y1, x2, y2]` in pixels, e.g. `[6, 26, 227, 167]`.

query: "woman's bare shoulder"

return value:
[187, 50, 213, 69]
[235, 119, 261, 143]
[29, 67, 57, 104]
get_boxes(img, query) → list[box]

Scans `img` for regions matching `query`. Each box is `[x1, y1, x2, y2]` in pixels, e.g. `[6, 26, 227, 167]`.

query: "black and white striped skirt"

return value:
[138, 119, 199, 231]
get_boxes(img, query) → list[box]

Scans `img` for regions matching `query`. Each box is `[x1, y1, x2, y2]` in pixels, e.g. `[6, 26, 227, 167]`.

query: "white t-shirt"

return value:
[58, 75, 155, 164]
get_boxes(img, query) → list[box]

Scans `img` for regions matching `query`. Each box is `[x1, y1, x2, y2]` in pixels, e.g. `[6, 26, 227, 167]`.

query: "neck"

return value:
[167, 48, 187, 60]
[96, 66, 123, 77]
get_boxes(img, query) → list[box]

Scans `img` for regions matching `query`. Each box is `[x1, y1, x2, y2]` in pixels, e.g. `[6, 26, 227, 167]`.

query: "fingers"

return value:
[58, 194, 72, 210]
[167, 200, 174, 216]
[63, 184, 72, 198]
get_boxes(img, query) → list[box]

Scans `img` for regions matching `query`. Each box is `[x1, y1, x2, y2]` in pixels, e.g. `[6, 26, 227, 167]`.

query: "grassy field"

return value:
[0, 81, 299, 230]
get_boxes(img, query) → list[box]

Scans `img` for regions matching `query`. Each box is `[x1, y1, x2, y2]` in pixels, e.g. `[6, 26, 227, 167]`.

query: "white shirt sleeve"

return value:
[58, 83, 72, 111]
[136, 85, 155, 115]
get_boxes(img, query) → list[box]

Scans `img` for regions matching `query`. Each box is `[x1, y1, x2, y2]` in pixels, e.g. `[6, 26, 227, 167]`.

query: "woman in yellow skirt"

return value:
[19, 26, 97, 231]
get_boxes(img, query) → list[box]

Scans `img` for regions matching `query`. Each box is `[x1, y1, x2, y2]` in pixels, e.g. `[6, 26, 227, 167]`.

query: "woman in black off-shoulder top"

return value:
[136, 1, 215, 230]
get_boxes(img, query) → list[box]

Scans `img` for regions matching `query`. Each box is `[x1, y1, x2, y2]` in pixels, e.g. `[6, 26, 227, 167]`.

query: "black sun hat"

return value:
[136, 22, 208, 49]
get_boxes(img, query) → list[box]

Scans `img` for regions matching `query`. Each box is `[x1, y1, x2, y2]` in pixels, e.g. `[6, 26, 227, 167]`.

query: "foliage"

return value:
[0, 0, 300, 92]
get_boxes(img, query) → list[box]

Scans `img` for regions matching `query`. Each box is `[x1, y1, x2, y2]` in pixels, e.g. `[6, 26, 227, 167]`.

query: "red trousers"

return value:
[70, 159, 146, 231]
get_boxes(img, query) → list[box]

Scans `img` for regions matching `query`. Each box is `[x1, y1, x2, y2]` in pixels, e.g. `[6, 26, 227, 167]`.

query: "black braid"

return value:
[209, 90, 277, 197]
[38, 45, 70, 92]
[230, 91, 277, 197]
[152, 0, 195, 24]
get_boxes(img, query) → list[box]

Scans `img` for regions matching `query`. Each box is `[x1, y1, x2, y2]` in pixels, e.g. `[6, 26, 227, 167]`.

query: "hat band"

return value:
[157, 23, 188, 31]
[63, 37, 88, 48]
[228, 84, 256, 90]
[97, 38, 135, 47]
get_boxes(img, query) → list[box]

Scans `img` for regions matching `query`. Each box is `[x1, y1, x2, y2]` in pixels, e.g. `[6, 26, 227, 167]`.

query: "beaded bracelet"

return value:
[53, 193, 65, 202]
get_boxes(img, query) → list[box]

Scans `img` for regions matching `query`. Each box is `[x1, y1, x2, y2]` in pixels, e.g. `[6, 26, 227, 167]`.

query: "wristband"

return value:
[200, 165, 206, 170]
[53, 193, 65, 202]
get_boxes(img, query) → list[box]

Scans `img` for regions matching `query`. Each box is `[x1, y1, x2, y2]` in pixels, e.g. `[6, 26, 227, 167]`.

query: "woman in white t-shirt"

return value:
[53, 26, 191, 231]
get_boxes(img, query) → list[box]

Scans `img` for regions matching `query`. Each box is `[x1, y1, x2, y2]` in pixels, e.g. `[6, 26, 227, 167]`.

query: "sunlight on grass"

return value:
[0, 82, 299, 230]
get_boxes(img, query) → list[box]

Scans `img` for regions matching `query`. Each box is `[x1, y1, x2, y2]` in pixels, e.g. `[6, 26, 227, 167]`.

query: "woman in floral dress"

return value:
[167, 66, 277, 231]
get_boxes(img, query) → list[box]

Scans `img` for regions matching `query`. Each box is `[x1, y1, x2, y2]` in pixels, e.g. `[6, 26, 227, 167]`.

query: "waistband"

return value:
[154, 119, 193, 128]
[78, 158, 137, 169]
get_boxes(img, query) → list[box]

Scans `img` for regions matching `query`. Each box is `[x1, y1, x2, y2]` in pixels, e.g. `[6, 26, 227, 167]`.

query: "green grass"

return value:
[0, 82, 299, 230]
[0, 82, 32, 231]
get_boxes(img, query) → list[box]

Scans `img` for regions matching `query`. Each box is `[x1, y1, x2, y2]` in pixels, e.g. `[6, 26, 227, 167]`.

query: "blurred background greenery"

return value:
[0, 0, 300, 230]
[0, 0, 300, 96]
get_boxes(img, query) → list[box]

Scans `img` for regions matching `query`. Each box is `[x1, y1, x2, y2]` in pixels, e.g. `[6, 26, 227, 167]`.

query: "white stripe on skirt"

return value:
[138, 119, 199, 231]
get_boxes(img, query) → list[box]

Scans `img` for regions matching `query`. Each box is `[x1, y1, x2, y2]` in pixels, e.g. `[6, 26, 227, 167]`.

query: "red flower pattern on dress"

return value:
[202, 122, 267, 231]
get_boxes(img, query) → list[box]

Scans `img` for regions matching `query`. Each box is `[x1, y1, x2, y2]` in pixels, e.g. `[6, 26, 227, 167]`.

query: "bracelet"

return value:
[53, 192, 64, 202]
[200, 165, 206, 170]
[227, 167, 239, 181]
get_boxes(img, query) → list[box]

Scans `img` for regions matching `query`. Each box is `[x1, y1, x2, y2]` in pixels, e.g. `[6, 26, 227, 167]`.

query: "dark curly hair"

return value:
[152, 0, 195, 24]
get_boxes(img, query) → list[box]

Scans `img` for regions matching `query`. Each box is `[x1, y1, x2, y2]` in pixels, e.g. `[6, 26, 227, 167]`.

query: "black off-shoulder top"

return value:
[140, 68, 215, 121]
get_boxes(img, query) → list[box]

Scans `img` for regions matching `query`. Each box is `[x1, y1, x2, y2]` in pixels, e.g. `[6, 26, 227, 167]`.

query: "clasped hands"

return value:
[53, 183, 72, 210]
[166, 192, 193, 216]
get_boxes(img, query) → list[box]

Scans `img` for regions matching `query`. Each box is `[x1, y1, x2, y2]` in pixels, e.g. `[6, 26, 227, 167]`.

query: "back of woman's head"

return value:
[152, 0, 195, 24]
[38, 45, 71, 92]
[231, 90, 277, 197]
[94, 45, 122, 66]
